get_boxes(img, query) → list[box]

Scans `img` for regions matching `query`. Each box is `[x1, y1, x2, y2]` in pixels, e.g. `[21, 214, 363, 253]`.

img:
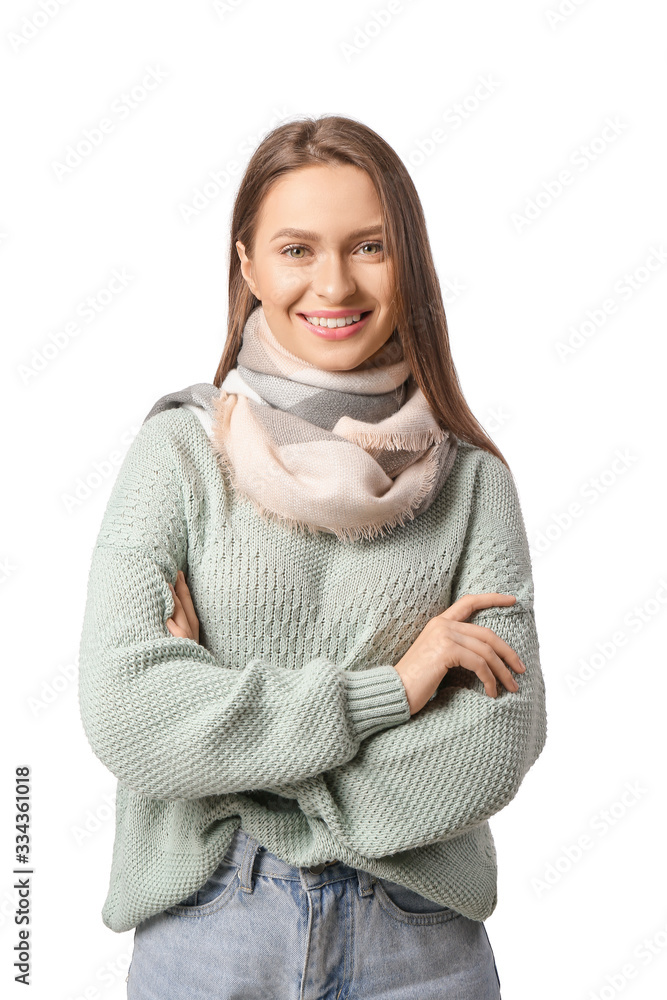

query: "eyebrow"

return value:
[269, 225, 384, 242]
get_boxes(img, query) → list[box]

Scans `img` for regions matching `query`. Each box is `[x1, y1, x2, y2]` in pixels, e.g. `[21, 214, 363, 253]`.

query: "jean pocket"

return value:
[373, 877, 461, 925]
[165, 858, 240, 915]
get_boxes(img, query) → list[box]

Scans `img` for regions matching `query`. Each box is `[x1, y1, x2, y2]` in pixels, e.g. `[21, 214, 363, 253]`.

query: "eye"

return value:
[357, 242, 383, 256]
[281, 244, 309, 259]
[280, 241, 384, 260]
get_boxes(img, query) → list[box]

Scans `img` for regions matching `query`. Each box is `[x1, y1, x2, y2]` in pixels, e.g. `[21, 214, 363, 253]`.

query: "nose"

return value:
[311, 251, 356, 303]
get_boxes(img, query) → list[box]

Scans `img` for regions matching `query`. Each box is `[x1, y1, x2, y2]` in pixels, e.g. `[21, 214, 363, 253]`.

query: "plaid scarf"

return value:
[209, 305, 458, 543]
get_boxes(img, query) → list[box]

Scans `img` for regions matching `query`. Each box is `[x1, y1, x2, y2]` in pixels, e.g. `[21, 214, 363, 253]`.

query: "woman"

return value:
[78, 114, 547, 999]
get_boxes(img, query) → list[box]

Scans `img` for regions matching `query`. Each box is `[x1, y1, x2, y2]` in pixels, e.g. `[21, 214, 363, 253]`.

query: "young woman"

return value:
[78, 114, 547, 999]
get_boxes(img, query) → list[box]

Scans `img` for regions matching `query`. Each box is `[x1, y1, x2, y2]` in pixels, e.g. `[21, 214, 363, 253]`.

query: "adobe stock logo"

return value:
[339, 0, 420, 63]
[7, 0, 73, 53]
[17, 269, 134, 385]
[564, 577, 667, 695]
[554, 245, 667, 361]
[50, 67, 168, 180]
[530, 448, 638, 558]
[531, 780, 648, 897]
[510, 117, 628, 234]
[405, 75, 501, 169]
[585, 913, 667, 999]
[545, 0, 592, 29]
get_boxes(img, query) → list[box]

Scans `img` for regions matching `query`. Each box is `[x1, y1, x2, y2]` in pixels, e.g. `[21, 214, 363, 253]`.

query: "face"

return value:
[236, 163, 398, 371]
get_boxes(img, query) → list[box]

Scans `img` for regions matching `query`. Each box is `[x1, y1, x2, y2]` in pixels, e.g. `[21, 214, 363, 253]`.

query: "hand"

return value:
[166, 570, 200, 642]
[393, 592, 527, 715]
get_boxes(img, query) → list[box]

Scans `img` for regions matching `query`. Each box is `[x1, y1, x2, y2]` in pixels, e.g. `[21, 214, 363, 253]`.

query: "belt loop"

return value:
[356, 867, 376, 897]
[238, 834, 261, 894]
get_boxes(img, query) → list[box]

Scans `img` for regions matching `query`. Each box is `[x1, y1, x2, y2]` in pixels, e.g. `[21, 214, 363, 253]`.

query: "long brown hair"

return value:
[213, 113, 508, 468]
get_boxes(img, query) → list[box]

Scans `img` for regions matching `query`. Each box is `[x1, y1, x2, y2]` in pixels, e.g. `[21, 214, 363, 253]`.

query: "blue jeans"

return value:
[127, 827, 502, 998]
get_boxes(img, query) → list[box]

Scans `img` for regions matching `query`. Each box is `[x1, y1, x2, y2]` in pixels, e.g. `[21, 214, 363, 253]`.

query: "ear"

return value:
[236, 240, 260, 299]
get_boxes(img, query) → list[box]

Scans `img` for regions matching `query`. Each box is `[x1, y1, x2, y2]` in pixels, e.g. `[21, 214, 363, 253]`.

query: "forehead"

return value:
[256, 164, 383, 241]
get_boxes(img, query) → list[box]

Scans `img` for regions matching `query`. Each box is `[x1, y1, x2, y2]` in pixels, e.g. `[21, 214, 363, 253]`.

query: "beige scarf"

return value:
[210, 305, 458, 543]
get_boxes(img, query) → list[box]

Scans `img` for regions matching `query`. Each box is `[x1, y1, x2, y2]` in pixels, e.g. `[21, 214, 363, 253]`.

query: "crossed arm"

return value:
[167, 461, 548, 858]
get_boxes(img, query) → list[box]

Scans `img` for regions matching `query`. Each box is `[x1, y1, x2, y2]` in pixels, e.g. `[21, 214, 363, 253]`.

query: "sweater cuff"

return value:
[342, 664, 411, 741]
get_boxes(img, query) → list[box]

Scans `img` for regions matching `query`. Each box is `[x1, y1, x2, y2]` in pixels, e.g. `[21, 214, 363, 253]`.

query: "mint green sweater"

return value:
[77, 405, 547, 933]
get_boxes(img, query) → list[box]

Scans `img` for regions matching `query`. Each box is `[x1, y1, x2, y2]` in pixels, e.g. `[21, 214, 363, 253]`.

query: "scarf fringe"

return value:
[211, 433, 444, 544]
[343, 426, 449, 452]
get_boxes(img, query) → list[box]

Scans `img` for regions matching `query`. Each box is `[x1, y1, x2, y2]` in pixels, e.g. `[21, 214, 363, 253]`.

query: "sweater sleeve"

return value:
[77, 411, 411, 802]
[270, 452, 548, 857]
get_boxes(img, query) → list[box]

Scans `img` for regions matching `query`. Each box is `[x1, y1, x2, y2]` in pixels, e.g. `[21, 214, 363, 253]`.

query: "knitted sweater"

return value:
[77, 403, 547, 933]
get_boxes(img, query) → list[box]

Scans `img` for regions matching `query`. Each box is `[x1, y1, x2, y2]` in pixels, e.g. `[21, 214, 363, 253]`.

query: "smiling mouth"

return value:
[297, 310, 373, 340]
[298, 310, 373, 328]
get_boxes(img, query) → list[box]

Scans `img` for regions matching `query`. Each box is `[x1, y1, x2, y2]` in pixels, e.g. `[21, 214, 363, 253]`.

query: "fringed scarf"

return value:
[207, 304, 458, 543]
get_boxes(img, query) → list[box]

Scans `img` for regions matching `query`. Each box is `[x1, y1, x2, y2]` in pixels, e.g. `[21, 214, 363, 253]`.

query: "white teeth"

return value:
[305, 313, 362, 327]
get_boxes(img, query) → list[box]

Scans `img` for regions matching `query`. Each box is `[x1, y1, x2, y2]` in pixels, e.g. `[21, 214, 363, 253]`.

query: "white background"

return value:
[2, 0, 666, 997]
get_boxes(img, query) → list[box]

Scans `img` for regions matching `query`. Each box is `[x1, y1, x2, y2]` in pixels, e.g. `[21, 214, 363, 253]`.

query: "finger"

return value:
[166, 616, 189, 639]
[174, 571, 200, 640]
[453, 621, 526, 673]
[440, 592, 517, 623]
[167, 582, 192, 638]
[447, 628, 520, 693]
[455, 646, 499, 698]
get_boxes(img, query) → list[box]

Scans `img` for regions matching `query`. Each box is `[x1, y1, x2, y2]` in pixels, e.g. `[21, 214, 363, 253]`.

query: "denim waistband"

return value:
[221, 826, 376, 896]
